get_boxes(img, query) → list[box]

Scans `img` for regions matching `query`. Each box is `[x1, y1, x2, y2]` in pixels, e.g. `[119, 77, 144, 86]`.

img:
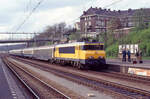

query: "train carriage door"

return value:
[52, 47, 55, 58]
[55, 47, 58, 58]
[75, 45, 78, 59]
[77, 45, 80, 60]
[54, 47, 57, 58]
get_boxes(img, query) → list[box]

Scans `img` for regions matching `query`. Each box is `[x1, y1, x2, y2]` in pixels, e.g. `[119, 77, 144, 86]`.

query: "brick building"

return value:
[80, 7, 150, 34]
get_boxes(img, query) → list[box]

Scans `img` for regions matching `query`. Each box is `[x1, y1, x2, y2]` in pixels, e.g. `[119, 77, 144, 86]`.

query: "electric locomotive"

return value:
[54, 42, 106, 69]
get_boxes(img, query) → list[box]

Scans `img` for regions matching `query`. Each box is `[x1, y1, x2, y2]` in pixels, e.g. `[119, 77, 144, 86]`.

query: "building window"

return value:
[96, 21, 105, 27]
[101, 21, 105, 27]
[128, 22, 133, 27]
[89, 16, 91, 20]
[86, 17, 88, 20]
[102, 29, 106, 33]
[98, 16, 100, 20]
[96, 29, 100, 32]
[81, 18, 84, 21]
[96, 21, 101, 26]
[85, 22, 87, 26]
[89, 21, 91, 26]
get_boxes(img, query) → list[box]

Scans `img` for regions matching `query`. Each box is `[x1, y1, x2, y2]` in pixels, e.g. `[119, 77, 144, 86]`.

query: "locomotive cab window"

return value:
[59, 46, 75, 53]
[80, 45, 104, 50]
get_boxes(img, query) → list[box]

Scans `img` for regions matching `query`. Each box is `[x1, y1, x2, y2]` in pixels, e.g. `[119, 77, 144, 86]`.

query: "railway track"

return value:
[3, 57, 70, 99]
[90, 70, 150, 86]
[2, 57, 39, 99]
[11, 56, 150, 99]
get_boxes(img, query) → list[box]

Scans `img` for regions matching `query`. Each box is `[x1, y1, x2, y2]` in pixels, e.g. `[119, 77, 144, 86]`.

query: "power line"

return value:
[10, 0, 31, 31]
[104, 0, 123, 8]
[83, 0, 96, 10]
[68, 0, 97, 25]
[15, 0, 44, 32]
[26, 0, 32, 13]
[69, 0, 123, 25]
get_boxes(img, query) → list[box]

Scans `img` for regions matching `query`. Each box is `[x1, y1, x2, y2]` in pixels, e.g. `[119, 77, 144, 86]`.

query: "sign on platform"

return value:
[119, 44, 138, 54]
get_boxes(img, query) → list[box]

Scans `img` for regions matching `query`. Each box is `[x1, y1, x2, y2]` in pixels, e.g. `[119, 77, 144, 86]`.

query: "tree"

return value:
[101, 17, 122, 47]
[28, 22, 75, 47]
[107, 17, 122, 30]
[133, 8, 150, 30]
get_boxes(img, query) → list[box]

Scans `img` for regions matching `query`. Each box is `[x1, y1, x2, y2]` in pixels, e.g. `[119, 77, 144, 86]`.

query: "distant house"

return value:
[80, 7, 150, 35]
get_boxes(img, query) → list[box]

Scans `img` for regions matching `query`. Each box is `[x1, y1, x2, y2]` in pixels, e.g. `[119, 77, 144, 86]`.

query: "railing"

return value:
[0, 33, 60, 43]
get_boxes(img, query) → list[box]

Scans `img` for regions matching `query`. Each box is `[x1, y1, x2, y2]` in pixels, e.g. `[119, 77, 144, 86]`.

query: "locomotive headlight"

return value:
[89, 56, 94, 59]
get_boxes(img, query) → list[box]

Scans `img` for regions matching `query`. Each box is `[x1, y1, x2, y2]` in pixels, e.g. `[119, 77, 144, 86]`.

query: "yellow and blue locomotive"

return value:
[54, 42, 106, 69]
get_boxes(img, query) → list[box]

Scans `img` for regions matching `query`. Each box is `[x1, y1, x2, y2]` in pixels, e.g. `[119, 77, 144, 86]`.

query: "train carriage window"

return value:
[80, 45, 104, 50]
[59, 46, 75, 53]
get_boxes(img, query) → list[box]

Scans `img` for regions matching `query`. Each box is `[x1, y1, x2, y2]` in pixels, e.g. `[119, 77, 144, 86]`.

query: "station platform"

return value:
[107, 59, 150, 69]
[106, 59, 150, 76]
[0, 59, 13, 98]
[0, 58, 26, 99]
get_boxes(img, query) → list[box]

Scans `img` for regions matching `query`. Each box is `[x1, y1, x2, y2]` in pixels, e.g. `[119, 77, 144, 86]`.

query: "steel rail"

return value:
[2, 58, 40, 99]
[14, 56, 150, 98]
[95, 71, 150, 84]
[4, 57, 71, 99]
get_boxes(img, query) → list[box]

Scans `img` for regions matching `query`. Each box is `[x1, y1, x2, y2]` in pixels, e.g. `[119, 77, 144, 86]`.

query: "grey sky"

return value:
[0, 0, 150, 33]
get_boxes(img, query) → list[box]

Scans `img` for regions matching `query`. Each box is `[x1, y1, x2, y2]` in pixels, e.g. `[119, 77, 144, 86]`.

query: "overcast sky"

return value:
[0, 0, 150, 33]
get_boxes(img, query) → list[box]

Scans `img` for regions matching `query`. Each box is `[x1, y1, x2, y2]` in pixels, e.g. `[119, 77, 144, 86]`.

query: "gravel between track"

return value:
[8, 58, 85, 99]
[17, 57, 150, 92]
[9, 57, 113, 99]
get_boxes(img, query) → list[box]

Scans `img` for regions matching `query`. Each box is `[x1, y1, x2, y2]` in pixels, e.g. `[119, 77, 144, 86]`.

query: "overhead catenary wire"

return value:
[15, 0, 44, 32]
[104, 0, 123, 8]
[68, 0, 102, 26]
[69, 0, 124, 26]
[10, 0, 31, 32]
[15, 0, 124, 32]
[26, 0, 32, 13]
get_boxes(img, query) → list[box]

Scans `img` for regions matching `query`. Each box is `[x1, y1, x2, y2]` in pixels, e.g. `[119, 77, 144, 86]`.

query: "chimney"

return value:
[140, 8, 143, 10]
[83, 11, 86, 15]
[118, 10, 121, 13]
[128, 8, 132, 12]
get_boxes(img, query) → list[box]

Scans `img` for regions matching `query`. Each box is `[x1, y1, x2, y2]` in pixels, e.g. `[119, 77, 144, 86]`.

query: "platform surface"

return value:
[0, 58, 26, 99]
[107, 59, 150, 69]
[0, 59, 12, 98]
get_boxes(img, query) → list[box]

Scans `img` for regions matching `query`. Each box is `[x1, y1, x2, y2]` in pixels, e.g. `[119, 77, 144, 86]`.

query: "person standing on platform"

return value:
[139, 50, 143, 63]
[122, 49, 126, 62]
[127, 49, 131, 62]
[135, 49, 139, 63]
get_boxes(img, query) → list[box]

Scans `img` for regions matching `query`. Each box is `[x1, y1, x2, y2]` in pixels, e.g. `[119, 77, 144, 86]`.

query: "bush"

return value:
[146, 43, 150, 56]
[106, 43, 118, 57]
[105, 27, 150, 57]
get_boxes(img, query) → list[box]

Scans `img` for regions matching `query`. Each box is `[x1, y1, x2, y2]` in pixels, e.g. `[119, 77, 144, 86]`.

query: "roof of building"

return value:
[81, 7, 150, 17]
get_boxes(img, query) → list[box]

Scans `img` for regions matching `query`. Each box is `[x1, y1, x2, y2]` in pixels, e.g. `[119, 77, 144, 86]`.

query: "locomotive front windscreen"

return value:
[81, 45, 104, 50]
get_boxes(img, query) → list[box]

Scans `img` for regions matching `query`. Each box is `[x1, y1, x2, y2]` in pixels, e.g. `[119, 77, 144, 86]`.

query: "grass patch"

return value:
[143, 57, 150, 60]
